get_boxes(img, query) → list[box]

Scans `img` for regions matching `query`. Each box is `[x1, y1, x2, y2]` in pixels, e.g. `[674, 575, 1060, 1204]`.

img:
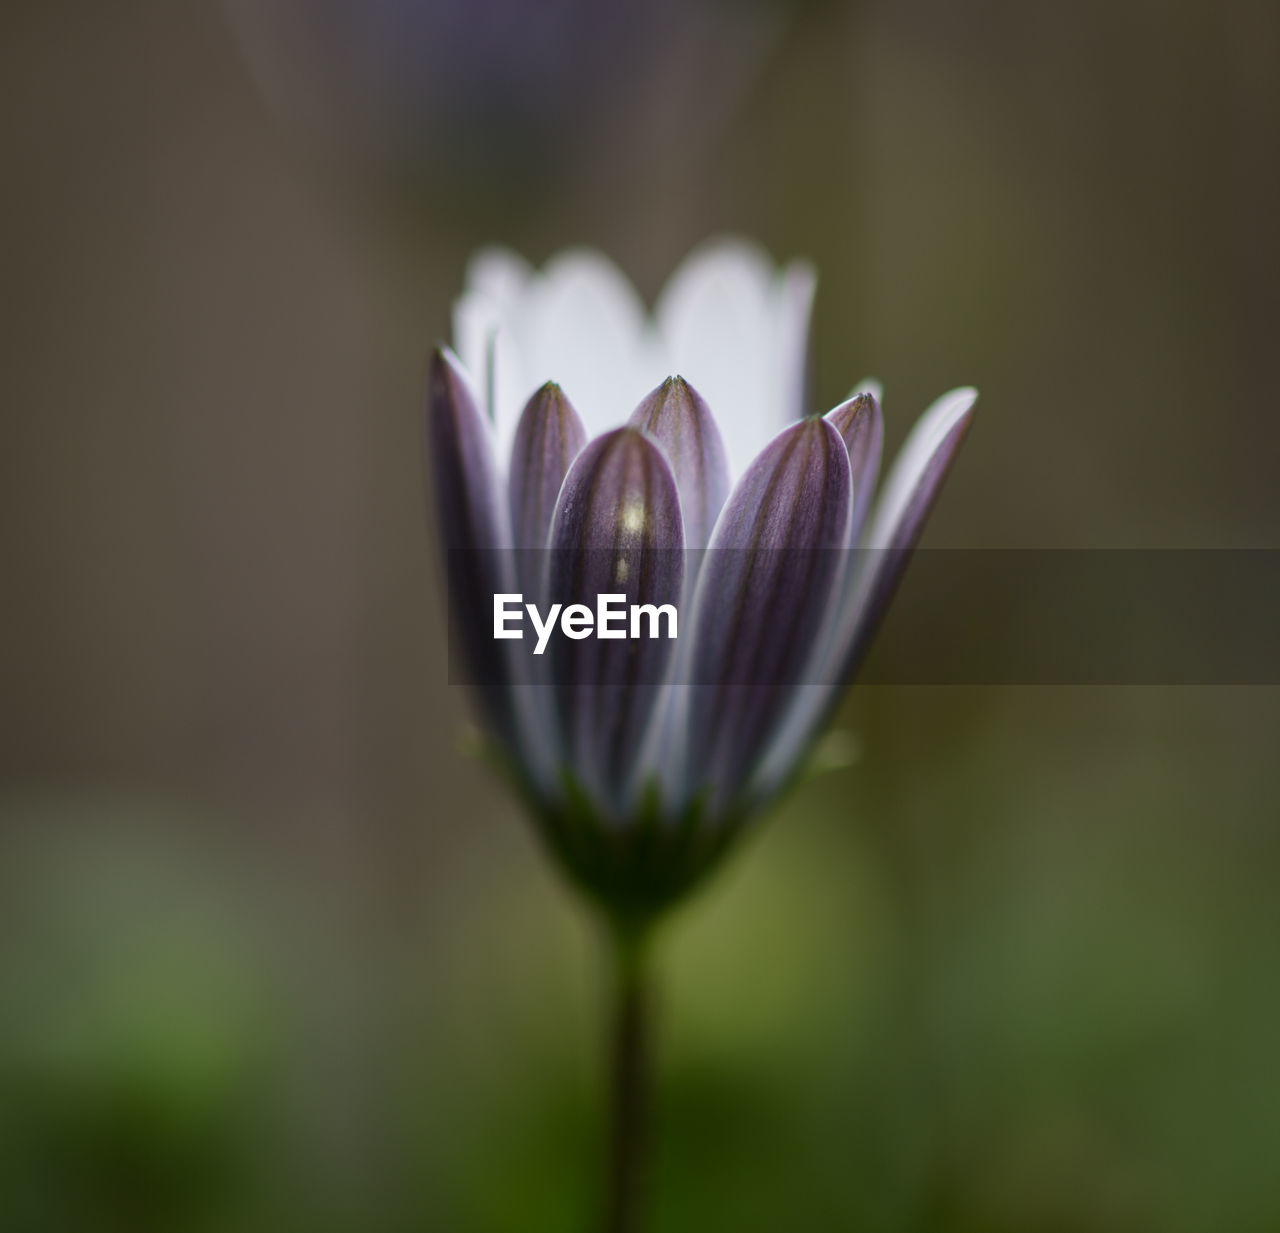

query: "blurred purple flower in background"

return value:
[427, 239, 976, 922]
[223, 0, 787, 184]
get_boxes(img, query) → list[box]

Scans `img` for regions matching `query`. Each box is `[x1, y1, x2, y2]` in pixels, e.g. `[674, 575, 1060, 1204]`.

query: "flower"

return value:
[426, 238, 975, 922]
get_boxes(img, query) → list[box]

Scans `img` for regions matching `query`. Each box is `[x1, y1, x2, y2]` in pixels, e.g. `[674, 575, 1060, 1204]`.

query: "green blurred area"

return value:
[2, 0, 1278, 1230]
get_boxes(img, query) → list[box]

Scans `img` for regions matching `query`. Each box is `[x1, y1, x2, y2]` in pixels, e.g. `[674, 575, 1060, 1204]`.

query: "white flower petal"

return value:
[490, 328, 531, 473]
[656, 236, 782, 476]
[523, 250, 650, 438]
[451, 240, 820, 486]
[451, 290, 502, 419]
[465, 246, 534, 316]
[452, 288, 529, 469]
[773, 258, 817, 423]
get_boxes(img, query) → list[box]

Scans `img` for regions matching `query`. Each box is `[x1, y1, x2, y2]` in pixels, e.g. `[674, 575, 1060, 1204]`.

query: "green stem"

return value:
[604, 924, 654, 1233]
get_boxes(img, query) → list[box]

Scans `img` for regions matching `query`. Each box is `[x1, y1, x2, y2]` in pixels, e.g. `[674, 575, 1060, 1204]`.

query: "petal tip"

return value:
[934, 387, 979, 447]
[429, 342, 470, 387]
[827, 388, 882, 420]
[941, 386, 980, 419]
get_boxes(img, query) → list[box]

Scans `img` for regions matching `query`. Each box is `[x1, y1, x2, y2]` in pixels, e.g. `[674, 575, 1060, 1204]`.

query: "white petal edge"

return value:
[864, 386, 977, 552]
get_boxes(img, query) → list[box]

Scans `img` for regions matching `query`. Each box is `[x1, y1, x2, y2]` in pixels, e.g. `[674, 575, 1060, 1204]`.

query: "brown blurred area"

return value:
[2, 1, 1279, 1230]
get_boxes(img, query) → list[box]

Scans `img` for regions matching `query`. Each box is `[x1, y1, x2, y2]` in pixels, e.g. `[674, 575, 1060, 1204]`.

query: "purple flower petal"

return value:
[681, 417, 851, 807]
[825, 390, 883, 546]
[628, 376, 730, 550]
[424, 346, 516, 748]
[750, 388, 977, 801]
[508, 381, 587, 598]
[847, 386, 977, 666]
[547, 428, 684, 812]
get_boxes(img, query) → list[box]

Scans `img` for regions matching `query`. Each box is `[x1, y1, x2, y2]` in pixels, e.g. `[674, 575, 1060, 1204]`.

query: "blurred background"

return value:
[2, 1, 1279, 1229]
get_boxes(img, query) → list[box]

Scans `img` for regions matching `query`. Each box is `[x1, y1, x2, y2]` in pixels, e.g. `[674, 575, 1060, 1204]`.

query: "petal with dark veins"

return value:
[547, 428, 684, 814]
[680, 417, 851, 810]
[425, 346, 517, 750]
[750, 388, 976, 804]
[847, 386, 977, 666]
[825, 390, 884, 547]
[628, 376, 730, 550]
[508, 382, 588, 600]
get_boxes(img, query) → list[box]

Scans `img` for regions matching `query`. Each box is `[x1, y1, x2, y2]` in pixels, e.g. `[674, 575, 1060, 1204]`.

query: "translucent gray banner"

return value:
[445, 549, 1280, 686]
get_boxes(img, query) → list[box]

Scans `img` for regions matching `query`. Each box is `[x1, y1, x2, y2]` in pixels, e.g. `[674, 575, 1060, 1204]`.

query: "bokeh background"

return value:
[3, 1, 1279, 1230]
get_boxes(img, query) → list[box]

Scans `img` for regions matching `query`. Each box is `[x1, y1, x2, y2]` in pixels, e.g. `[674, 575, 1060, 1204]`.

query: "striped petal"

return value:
[825, 390, 884, 547]
[751, 387, 977, 801]
[508, 383, 588, 602]
[848, 386, 977, 663]
[850, 376, 883, 405]
[680, 417, 851, 808]
[547, 428, 684, 812]
[424, 346, 515, 748]
[628, 377, 730, 550]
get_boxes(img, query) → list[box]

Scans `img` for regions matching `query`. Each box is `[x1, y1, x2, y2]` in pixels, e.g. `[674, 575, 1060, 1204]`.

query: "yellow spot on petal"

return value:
[620, 498, 646, 535]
